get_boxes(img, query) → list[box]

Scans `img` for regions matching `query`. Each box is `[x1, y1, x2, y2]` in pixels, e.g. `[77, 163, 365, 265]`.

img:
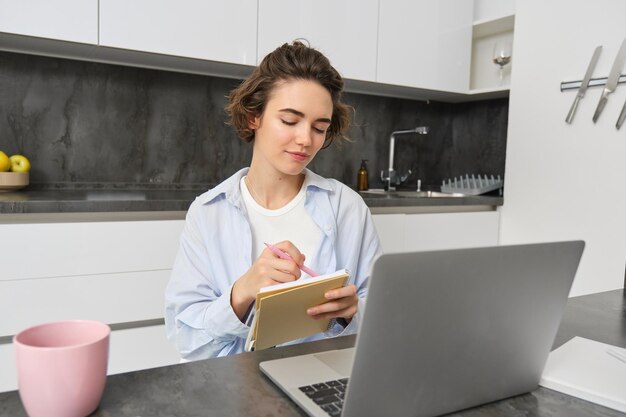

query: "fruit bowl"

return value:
[0, 172, 29, 191]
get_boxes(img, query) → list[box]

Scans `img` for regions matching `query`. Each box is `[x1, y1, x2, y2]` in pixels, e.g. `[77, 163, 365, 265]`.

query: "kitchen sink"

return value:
[394, 190, 465, 198]
[359, 189, 466, 198]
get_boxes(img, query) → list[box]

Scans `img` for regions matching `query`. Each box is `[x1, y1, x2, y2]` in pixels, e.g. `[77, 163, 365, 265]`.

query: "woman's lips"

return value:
[286, 151, 308, 162]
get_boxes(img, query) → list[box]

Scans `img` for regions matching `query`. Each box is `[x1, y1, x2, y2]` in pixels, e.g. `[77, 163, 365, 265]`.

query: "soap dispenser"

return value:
[357, 159, 369, 191]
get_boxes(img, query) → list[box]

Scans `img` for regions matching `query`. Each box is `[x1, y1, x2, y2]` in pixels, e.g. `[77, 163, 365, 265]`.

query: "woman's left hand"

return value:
[306, 284, 358, 322]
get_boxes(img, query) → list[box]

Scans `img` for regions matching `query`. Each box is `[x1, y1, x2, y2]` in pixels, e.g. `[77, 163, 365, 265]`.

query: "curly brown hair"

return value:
[226, 41, 351, 149]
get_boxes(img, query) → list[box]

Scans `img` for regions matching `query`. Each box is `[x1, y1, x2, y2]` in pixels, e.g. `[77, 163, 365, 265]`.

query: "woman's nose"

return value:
[294, 125, 313, 146]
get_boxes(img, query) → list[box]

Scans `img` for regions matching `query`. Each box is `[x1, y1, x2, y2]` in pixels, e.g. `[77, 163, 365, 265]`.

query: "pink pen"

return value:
[264, 242, 319, 277]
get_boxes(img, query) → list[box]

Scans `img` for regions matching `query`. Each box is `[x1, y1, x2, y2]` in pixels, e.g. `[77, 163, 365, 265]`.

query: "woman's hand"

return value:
[306, 284, 359, 323]
[231, 241, 305, 321]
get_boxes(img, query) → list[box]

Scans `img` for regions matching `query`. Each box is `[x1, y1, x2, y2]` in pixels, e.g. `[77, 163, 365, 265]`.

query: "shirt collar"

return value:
[302, 168, 335, 193]
[200, 167, 335, 206]
[199, 167, 246, 206]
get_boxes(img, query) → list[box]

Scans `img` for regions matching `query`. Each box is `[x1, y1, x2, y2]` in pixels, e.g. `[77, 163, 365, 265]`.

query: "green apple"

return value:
[0, 151, 10, 172]
[9, 154, 31, 173]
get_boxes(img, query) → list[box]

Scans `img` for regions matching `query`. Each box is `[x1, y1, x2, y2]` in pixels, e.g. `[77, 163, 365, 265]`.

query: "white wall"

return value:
[500, 0, 626, 296]
[473, 0, 515, 21]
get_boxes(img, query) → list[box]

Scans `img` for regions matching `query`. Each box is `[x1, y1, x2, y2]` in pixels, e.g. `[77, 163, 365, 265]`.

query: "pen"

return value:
[264, 242, 319, 277]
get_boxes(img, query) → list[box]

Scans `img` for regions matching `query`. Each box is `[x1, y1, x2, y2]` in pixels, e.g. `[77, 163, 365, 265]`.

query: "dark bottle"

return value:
[357, 159, 369, 191]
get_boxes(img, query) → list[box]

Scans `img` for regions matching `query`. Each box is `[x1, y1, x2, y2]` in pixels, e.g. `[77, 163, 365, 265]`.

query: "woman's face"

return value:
[249, 79, 332, 176]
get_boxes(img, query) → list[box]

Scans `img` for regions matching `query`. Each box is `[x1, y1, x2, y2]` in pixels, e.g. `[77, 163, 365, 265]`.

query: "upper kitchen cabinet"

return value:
[377, 0, 473, 93]
[0, 0, 98, 44]
[257, 0, 378, 82]
[469, 0, 515, 94]
[99, 0, 257, 66]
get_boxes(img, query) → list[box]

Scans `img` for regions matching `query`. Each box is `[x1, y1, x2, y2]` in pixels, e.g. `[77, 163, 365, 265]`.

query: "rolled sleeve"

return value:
[201, 284, 250, 342]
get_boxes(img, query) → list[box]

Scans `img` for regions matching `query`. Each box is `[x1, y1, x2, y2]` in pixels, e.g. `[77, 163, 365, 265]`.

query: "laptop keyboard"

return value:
[298, 378, 349, 416]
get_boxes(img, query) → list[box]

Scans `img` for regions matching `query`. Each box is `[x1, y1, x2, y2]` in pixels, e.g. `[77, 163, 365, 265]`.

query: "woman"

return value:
[165, 41, 381, 360]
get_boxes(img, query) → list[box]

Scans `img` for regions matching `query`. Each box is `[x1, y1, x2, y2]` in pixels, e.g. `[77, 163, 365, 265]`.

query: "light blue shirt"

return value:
[165, 168, 382, 360]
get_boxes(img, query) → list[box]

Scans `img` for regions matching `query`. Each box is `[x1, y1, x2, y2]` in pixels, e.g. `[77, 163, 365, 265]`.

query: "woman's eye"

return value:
[281, 119, 326, 134]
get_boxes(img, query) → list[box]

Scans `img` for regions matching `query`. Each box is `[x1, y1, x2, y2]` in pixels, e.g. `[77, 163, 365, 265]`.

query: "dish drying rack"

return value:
[441, 174, 503, 196]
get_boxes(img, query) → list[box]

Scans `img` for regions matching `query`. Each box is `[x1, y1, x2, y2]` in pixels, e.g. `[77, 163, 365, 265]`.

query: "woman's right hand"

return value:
[231, 241, 305, 321]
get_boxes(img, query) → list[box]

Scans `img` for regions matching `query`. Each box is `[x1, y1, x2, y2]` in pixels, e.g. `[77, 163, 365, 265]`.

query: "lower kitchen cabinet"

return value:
[0, 208, 500, 391]
[0, 219, 185, 392]
[372, 210, 501, 253]
[1, 270, 171, 337]
[0, 324, 179, 393]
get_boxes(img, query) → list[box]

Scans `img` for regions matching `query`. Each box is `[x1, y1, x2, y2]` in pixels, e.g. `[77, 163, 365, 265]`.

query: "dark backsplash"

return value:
[0, 51, 508, 190]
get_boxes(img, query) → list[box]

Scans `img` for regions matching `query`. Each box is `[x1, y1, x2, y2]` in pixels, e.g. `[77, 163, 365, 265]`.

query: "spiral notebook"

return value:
[245, 269, 350, 351]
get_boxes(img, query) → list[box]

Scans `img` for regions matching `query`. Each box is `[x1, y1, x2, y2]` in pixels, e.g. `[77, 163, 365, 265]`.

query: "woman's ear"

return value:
[247, 114, 260, 130]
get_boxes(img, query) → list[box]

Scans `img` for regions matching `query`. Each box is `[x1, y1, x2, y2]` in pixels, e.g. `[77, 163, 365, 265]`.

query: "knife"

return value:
[566, 46, 602, 123]
[593, 36, 626, 123]
[617, 100, 626, 129]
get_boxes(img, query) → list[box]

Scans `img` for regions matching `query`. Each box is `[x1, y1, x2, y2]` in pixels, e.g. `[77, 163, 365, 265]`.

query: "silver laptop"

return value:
[260, 241, 585, 417]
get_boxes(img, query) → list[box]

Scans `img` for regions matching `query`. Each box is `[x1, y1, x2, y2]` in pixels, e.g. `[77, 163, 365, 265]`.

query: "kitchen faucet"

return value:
[380, 126, 429, 191]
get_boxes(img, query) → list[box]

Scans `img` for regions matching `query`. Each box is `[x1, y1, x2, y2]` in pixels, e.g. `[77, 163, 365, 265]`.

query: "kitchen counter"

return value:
[0, 188, 202, 214]
[0, 289, 623, 416]
[0, 186, 503, 216]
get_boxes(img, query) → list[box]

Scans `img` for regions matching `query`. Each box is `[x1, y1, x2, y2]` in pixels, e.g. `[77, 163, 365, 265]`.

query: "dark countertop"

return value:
[1, 289, 623, 417]
[0, 188, 203, 214]
[0, 186, 503, 215]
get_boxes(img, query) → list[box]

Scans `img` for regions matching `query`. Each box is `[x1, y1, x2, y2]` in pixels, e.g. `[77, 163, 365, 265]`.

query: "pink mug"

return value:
[13, 320, 110, 417]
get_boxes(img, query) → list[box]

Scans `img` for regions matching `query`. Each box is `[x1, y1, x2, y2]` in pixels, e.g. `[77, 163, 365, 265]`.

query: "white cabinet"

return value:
[257, 0, 378, 82]
[0, 324, 175, 393]
[373, 210, 500, 253]
[0, 219, 185, 392]
[0, 0, 497, 99]
[99, 0, 258, 65]
[0, 0, 98, 44]
[377, 0, 474, 93]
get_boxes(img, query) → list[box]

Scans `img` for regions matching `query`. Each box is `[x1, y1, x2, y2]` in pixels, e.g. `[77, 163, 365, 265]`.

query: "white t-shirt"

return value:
[240, 175, 322, 274]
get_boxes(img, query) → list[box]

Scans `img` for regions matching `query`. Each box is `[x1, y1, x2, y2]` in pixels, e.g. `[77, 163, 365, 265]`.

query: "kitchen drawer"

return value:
[0, 270, 170, 338]
[0, 343, 16, 392]
[107, 324, 179, 375]
[0, 220, 184, 281]
[373, 210, 501, 253]
[0, 324, 179, 393]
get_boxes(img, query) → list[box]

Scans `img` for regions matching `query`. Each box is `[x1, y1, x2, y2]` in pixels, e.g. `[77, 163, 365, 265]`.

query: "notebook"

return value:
[245, 269, 350, 351]
[260, 241, 585, 417]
